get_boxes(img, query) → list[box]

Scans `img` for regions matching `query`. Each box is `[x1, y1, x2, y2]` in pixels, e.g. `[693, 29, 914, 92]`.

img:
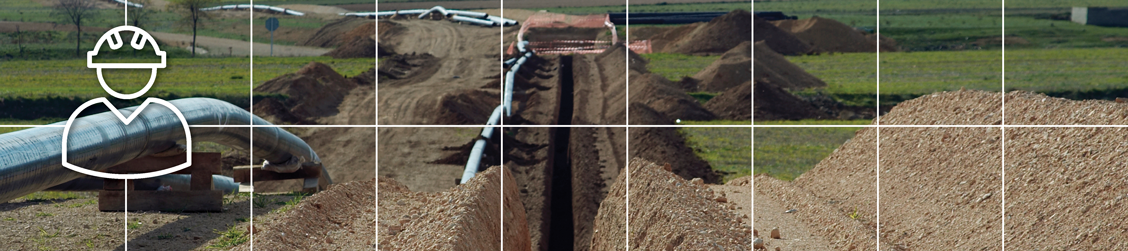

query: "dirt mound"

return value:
[324, 22, 378, 58]
[255, 62, 358, 121]
[629, 127, 721, 183]
[753, 80, 826, 120]
[376, 166, 530, 250]
[694, 41, 751, 92]
[238, 179, 375, 250]
[568, 44, 634, 125]
[630, 73, 717, 122]
[772, 16, 897, 53]
[752, 41, 826, 90]
[704, 81, 752, 120]
[301, 18, 371, 48]
[754, 15, 811, 55]
[880, 89, 1003, 125]
[650, 10, 755, 55]
[591, 158, 750, 250]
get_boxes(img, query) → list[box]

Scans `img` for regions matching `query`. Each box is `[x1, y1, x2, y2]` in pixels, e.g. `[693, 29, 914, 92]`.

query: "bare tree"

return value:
[169, 0, 217, 57]
[53, 0, 98, 57]
[123, 0, 154, 29]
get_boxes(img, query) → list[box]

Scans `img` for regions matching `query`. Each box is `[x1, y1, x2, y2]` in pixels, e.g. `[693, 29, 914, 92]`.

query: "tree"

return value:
[123, 0, 154, 29]
[169, 0, 217, 57]
[53, 0, 97, 57]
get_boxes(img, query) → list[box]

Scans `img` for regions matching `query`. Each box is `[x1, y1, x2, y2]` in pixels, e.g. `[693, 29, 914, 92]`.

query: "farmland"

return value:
[753, 126, 863, 181]
[787, 47, 1128, 107]
[678, 127, 751, 182]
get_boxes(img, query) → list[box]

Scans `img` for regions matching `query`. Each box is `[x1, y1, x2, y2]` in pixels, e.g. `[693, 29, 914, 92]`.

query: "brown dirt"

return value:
[590, 158, 751, 250]
[754, 16, 812, 56]
[772, 16, 898, 53]
[629, 127, 721, 183]
[753, 90, 1128, 250]
[693, 41, 751, 92]
[572, 44, 632, 125]
[377, 127, 486, 193]
[752, 41, 827, 90]
[704, 81, 752, 121]
[649, 10, 754, 55]
[376, 166, 531, 251]
[235, 180, 376, 250]
[254, 61, 375, 125]
[302, 18, 371, 48]
[376, 19, 502, 125]
[752, 80, 826, 121]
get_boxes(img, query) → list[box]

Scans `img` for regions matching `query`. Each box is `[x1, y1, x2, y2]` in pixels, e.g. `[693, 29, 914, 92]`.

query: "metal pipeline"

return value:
[0, 97, 319, 202]
[460, 106, 503, 184]
[46, 174, 240, 193]
[450, 15, 497, 27]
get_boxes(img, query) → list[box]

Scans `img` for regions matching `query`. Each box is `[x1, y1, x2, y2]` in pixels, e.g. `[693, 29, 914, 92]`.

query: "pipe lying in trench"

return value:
[460, 41, 535, 183]
[0, 97, 321, 202]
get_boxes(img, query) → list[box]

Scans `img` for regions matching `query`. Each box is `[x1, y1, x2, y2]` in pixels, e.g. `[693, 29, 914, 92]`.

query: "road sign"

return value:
[265, 17, 279, 56]
[265, 17, 279, 31]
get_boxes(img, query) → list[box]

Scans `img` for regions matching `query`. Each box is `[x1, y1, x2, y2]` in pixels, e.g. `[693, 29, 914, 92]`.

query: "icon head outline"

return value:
[87, 25, 167, 100]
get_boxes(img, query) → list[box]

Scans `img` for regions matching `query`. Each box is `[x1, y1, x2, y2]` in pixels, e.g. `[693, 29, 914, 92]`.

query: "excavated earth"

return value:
[376, 19, 502, 125]
[754, 90, 1128, 250]
[591, 158, 752, 250]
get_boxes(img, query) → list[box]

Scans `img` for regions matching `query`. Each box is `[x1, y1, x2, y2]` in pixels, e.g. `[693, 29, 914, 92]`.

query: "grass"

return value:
[540, 2, 750, 15]
[640, 53, 720, 82]
[786, 47, 1128, 107]
[754, 127, 861, 181]
[0, 56, 370, 100]
[208, 224, 248, 248]
[755, 119, 872, 125]
[20, 191, 88, 203]
[679, 127, 751, 182]
[127, 221, 143, 230]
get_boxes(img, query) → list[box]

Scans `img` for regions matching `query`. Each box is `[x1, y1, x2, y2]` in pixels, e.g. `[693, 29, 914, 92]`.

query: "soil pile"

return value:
[630, 73, 717, 122]
[591, 159, 751, 250]
[772, 16, 897, 53]
[325, 22, 378, 58]
[628, 126, 721, 183]
[703, 81, 752, 120]
[752, 41, 826, 90]
[753, 80, 826, 120]
[255, 62, 358, 121]
[238, 179, 376, 250]
[754, 15, 811, 55]
[650, 10, 755, 55]
[755, 90, 1128, 249]
[376, 166, 531, 251]
[301, 18, 371, 48]
[568, 44, 633, 125]
[694, 41, 751, 92]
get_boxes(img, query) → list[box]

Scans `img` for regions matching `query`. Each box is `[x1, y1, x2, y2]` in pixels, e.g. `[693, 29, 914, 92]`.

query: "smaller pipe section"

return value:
[450, 15, 496, 27]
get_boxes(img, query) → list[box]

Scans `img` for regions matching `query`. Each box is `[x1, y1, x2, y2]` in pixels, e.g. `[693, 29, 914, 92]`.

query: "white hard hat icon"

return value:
[87, 25, 167, 100]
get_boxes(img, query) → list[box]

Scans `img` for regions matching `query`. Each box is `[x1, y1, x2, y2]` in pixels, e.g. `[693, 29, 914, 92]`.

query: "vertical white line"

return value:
[374, 0, 380, 249]
[749, 1, 755, 250]
[124, 179, 128, 251]
[624, 2, 631, 250]
[124, 0, 128, 25]
[499, 1, 506, 250]
[1000, 127, 1006, 250]
[624, 126, 630, 251]
[248, 1, 255, 249]
[1000, 3, 1007, 249]
[875, 0, 882, 248]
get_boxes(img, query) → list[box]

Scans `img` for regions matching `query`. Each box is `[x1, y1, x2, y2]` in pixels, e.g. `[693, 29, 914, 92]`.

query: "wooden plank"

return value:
[233, 164, 322, 183]
[98, 190, 224, 212]
[105, 152, 221, 174]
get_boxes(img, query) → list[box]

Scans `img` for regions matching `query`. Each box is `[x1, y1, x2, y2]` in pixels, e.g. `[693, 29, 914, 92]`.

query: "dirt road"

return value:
[376, 19, 503, 125]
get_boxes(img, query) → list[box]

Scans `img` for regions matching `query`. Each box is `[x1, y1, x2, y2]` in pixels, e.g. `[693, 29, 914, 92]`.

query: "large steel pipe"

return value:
[0, 98, 319, 202]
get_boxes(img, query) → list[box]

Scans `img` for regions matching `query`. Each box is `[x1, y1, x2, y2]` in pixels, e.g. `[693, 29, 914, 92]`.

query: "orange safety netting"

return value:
[508, 13, 652, 55]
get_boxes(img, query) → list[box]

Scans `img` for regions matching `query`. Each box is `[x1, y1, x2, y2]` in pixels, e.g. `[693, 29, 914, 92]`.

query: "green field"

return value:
[756, 0, 1126, 13]
[787, 48, 1128, 107]
[679, 127, 751, 182]
[754, 127, 862, 181]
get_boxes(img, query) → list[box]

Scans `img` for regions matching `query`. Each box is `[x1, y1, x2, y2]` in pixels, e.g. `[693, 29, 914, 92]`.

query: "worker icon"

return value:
[61, 25, 193, 180]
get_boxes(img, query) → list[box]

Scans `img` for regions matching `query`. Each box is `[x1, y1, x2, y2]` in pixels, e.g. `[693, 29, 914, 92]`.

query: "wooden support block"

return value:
[233, 164, 322, 183]
[99, 190, 224, 212]
[105, 152, 221, 174]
